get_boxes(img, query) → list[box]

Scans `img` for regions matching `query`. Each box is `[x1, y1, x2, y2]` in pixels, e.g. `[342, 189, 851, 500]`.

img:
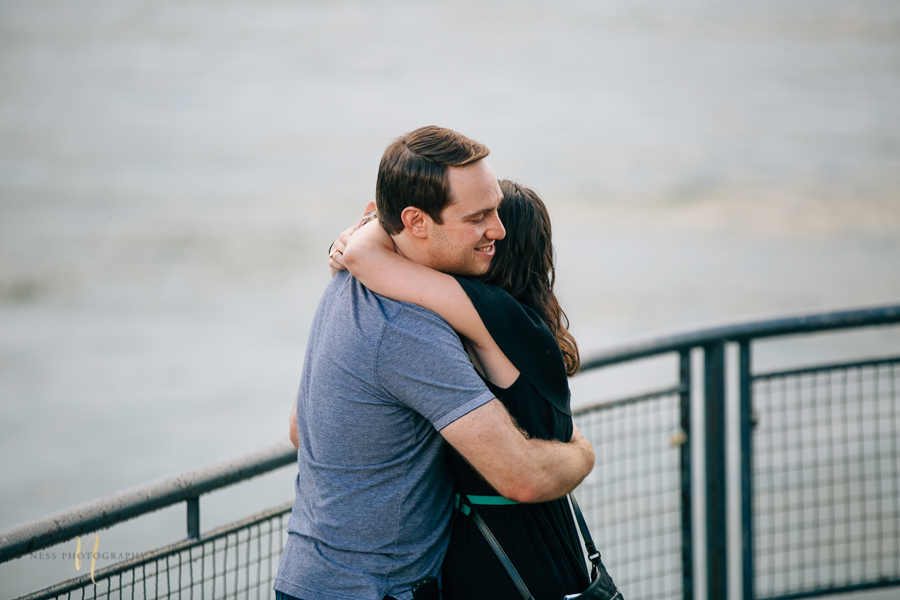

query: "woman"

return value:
[340, 180, 612, 599]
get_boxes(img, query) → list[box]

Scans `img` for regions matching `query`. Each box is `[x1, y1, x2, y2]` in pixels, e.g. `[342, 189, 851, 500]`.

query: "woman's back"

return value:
[441, 278, 589, 600]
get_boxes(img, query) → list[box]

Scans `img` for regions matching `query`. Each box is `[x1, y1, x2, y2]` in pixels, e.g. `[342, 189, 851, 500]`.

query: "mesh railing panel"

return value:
[574, 390, 684, 600]
[752, 358, 900, 599]
[21, 504, 292, 600]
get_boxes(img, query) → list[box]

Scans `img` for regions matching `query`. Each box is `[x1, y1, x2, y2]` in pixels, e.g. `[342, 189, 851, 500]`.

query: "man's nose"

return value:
[488, 212, 506, 241]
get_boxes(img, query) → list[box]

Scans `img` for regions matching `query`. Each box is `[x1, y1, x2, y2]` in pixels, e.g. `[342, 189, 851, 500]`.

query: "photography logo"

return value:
[74, 534, 100, 584]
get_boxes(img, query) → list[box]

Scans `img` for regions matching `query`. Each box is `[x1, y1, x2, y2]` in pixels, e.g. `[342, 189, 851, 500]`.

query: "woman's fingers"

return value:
[356, 201, 377, 229]
[329, 203, 376, 271]
[327, 222, 357, 271]
[329, 245, 347, 270]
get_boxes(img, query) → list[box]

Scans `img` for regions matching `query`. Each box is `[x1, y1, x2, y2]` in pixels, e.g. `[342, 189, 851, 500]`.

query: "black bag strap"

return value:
[460, 493, 603, 599]
[568, 493, 601, 580]
[462, 494, 535, 600]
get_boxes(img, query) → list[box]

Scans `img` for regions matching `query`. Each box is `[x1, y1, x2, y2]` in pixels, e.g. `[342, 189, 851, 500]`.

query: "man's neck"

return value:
[391, 230, 432, 269]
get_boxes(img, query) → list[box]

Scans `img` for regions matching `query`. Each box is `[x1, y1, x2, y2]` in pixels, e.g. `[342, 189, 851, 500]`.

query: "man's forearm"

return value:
[513, 433, 594, 503]
[442, 399, 594, 503]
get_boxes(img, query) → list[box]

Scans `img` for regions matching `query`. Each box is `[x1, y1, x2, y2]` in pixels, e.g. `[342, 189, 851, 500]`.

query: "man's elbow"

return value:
[492, 474, 561, 504]
[288, 418, 299, 450]
[501, 484, 545, 504]
[494, 461, 592, 503]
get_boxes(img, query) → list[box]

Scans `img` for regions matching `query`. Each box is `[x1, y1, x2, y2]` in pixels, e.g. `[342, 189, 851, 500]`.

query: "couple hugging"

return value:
[276, 126, 620, 600]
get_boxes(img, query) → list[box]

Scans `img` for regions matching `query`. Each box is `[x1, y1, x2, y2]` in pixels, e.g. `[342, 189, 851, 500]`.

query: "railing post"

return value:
[739, 340, 754, 600]
[187, 496, 200, 539]
[704, 342, 728, 600]
[679, 350, 694, 600]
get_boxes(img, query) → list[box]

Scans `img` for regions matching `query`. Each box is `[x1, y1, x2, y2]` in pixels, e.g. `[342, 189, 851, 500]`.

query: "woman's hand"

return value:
[328, 223, 355, 273]
[329, 201, 377, 275]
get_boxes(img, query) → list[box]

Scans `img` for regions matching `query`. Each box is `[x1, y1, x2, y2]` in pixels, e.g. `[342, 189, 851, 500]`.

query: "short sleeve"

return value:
[375, 304, 495, 431]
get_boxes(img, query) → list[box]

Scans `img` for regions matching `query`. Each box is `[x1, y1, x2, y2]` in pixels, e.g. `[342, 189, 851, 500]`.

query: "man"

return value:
[276, 126, 594, 600]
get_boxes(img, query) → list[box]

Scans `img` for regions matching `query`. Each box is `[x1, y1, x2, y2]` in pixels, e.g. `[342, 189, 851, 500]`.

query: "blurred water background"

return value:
[1, 0, 899, 598]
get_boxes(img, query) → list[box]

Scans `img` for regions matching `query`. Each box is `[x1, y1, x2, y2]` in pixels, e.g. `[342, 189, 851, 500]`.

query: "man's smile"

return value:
[475, 243, 495, 258]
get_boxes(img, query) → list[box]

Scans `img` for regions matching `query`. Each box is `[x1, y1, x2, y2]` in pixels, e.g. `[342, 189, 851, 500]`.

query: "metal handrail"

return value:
[573, 301, 900, 600]
[2, 300, 898, 586]
[11, 502, 294, 600]
[580, 302, 900, 370]
[0, 440, 296, 563]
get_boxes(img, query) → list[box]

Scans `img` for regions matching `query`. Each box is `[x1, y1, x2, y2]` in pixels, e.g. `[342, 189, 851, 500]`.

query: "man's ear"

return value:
[400, 207, 430, 239]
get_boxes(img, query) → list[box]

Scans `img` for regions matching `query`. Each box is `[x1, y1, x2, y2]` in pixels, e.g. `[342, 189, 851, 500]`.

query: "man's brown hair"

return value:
[376, 126, 490, 235]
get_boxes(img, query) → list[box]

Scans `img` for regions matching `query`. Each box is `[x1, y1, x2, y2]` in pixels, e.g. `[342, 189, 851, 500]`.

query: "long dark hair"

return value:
[481, 180, 580, 376]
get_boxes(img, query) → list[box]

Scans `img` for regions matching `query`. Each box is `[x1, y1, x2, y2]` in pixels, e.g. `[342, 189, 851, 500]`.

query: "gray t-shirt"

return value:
[275, 271, 494, 600]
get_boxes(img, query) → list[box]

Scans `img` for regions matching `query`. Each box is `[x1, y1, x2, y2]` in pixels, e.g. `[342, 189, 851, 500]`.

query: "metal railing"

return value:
[749, 358, 900, 599]
[0, 443, 296, 563]
[571, 302, 900, 600]
[8, 504, 292, 600]
[2, 302, 899, 600]
[1, 442, 297, 600]
[574, 385, 687, 600]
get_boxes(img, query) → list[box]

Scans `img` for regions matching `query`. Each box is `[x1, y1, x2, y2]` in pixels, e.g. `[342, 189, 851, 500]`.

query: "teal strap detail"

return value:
[453, 495, 471, 516]
[454, 493, 520, 516]
[468, 495, 520, 505]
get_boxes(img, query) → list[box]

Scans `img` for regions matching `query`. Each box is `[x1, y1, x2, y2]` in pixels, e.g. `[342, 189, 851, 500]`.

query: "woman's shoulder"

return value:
[452, 276, 571, 416]
[451, 277, 542, 333]
[451, 277, 510, 302]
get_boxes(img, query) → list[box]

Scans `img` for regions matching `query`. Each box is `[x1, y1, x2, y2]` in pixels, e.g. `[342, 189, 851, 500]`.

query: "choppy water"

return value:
[1, 1, 899, 598]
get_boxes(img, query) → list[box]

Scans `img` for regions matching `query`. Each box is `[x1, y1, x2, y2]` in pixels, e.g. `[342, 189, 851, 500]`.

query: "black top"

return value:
[441, 278, 589, 600]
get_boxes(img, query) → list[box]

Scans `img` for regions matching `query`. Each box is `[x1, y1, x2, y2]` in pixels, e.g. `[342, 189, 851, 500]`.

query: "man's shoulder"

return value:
[332, 271, 453, 331]
[386, 298, 454, 330]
